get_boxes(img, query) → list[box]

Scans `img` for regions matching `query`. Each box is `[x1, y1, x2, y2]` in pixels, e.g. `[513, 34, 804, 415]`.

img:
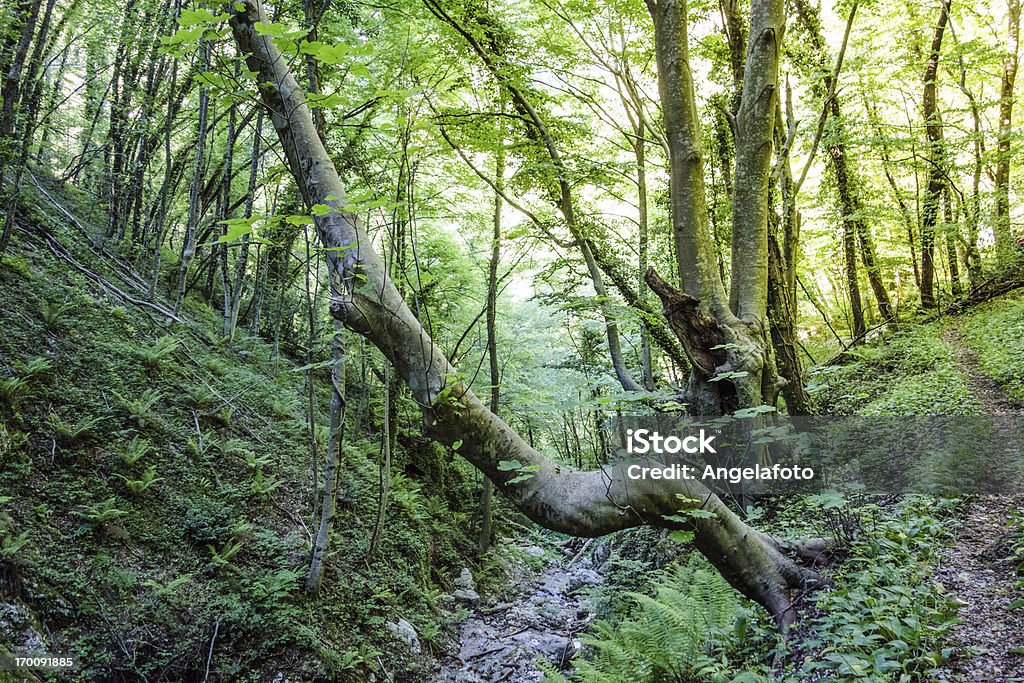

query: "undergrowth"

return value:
[553, 496, 959, 682]
[958, 290, 1024, 402]
[810, 324, 977, 416]
[0, 179, 483, 681]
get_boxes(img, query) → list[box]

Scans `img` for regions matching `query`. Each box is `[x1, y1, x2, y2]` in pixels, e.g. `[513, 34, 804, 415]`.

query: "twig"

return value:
[567, 538, 593, 566]
[203, 620, 220, 682]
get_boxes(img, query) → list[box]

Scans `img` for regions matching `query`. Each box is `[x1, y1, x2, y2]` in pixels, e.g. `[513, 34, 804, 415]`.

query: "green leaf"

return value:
[178, 8, 227, 26]
[668, 530, 694, 544]
[497, 459, 524, 471]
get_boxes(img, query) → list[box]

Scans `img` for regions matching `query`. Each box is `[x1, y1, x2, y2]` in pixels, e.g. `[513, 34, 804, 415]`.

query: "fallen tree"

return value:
[227, 0, 824, 628]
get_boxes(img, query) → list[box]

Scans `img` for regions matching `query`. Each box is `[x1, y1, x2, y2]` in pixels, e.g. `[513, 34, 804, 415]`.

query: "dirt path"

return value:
[934, 328, 1024, 682]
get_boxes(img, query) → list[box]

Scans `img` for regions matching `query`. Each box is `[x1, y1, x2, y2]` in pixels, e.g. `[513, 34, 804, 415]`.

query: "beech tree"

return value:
[227, 0, 825, 627]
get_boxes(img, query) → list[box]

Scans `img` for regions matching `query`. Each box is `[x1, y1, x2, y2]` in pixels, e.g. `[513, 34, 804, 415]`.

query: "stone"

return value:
[520, 545, 545, 558]
[451, 588, 480, 604]
[567, 569, 602, 592]
[454, 568, 476, 592]
[386, 618, 421, 655]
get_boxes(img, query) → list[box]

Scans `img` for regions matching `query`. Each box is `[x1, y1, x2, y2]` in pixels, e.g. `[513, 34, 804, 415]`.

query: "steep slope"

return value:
[0, 175, 483, 681]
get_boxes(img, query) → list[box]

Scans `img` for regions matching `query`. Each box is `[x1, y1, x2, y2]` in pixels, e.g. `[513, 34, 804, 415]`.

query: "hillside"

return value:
[0, 176, 492, 681]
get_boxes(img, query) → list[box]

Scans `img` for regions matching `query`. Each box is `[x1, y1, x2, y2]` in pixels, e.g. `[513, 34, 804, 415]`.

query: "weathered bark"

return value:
[768, 97, 812, 415]
[229, 0, 822, 627]
[649, 0, 731, 321]
[920, 0, 952, 309]
[995, 0, 1020, 263]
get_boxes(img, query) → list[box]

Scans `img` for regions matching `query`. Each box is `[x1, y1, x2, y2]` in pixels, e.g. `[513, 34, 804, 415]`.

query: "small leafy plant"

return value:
[114, 465, 163, 496]
[39, 299, 73, 331]
[49, 413, 105, 446]
[116, 436, 151, 466]
[138, 334, 180, 370]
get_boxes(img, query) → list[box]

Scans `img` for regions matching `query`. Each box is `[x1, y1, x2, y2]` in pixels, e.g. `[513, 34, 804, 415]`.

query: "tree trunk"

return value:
[228, 0, 823, 628]
[920, 0, 952, 309]
[174, 42, 210, 315]
[227, 109, 263, 339]
[995, 0, 1020, 263]
[480, 101, 504, 555]
[306, 320, 346, 595]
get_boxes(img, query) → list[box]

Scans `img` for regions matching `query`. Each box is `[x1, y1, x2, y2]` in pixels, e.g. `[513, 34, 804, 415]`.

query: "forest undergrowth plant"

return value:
[114, 465, 163, 496]
[116, 436, 151, 466]
[115, 388, 164, 430]
[48, 412, 105, 447]
[39, 299, 72, 332]
[0, 376, 29, 407]
[75, 497, 129, 534]
[552, 555, 748, 683]
[959, 293, 1024, 401]
[137, 334, 180, 370]
[792, 496, 959, 680]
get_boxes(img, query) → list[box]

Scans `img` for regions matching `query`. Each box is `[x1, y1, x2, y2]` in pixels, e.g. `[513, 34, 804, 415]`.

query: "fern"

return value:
[39, 299, 73, 330]
[116, 388, 163, 428]
[49, 413, 105, 446]
[574, 556, 740, 683]
[76, 497, 128, 527]
[1, 531, 30, 561]
[138, 334, 179, 369]
[116, 436, 151, 466]
[0, 376, 29, 405]
[19, 356, 52, 378]
[114, 465, 162, 496]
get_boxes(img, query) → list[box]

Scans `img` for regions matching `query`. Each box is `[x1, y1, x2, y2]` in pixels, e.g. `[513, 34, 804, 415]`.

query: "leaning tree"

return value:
[226, 0, 825, 628]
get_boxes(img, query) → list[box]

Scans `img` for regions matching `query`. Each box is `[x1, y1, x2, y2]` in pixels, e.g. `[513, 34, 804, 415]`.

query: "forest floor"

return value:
[434, 543, 602, 682]
[934, 326, 1024, 682]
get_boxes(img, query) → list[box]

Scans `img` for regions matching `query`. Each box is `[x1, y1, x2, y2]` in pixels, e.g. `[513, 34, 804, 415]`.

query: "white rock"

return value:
[386, 618, 421, 655]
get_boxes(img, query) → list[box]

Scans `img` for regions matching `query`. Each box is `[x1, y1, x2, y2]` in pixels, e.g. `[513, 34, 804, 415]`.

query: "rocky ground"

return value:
[432, 543, 603, 682]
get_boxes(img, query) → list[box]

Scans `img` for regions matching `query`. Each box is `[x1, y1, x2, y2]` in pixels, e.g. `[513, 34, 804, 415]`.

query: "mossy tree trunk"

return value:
[228, 0, 823, 629]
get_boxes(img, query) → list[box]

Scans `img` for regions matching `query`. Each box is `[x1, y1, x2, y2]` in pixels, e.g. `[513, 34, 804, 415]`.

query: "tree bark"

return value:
[995, 0, 1020, 263]
[228, 0, 823, 627]
[920, 0, 952, 309]
[480, 100, 504, 555]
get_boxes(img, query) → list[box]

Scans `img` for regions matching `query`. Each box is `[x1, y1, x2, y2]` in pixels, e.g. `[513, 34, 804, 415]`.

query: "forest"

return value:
[1, 0, 1023, 678]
